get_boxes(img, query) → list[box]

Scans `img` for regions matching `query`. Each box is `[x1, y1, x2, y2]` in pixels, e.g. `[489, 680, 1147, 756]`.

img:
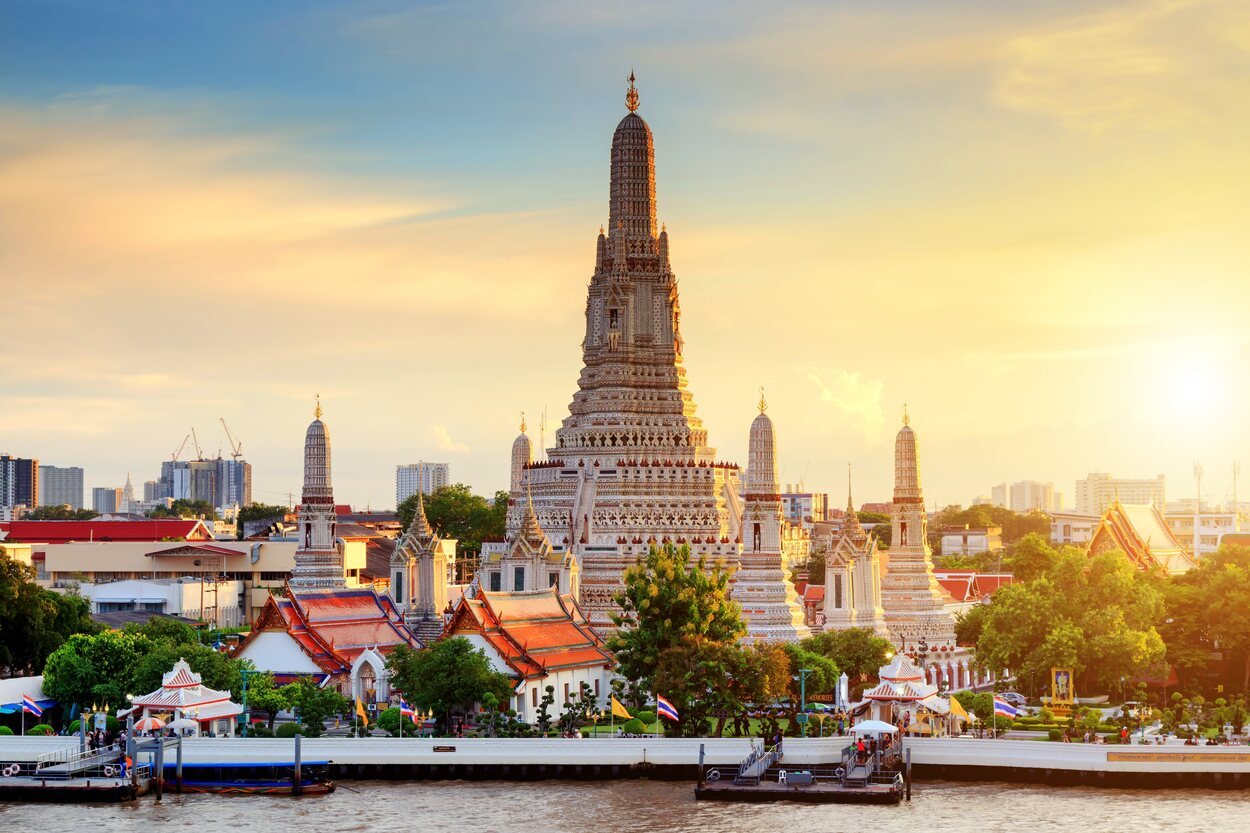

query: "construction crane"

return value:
[171, 433, 191, 462]
[220, 418, 244, 461]
[191, 427, 204, 460]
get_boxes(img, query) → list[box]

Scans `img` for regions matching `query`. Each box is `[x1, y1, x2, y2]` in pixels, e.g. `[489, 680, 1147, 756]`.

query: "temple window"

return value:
[834, 574, 843, 609]
[752, 523, 761, 552]
[513, 566, 525, 591]
[394, 572, 404, 604]
[549, 572, 560, 588]
[609, 308, 619, 329]
[900, 521, 908, 547]
[489, 571, 502, 592]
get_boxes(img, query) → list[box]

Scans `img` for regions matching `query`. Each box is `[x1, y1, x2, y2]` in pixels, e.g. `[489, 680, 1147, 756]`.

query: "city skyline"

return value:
[3, 1, 1249, 509]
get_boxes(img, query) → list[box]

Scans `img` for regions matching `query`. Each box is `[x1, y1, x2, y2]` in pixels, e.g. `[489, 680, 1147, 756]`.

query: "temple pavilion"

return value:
[855, 652, 949, 733]
[122, 658, 242, 737]
[1087, 501, 1196, 575]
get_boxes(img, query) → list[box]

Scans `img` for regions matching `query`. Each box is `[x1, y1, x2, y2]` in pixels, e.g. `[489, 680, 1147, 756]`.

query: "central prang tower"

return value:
[509, 75, 743, 630]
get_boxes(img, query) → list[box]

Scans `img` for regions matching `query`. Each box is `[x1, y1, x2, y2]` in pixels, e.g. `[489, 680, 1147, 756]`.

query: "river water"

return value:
[3, 779, 1250, 833]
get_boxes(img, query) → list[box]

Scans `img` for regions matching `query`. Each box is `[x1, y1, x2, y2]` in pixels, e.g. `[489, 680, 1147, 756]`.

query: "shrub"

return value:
[1039, 707, 1055, 724]
[67, 717, 121, 734]
[1048, 728, 1062, 742]
[621, 718, 646, 735]
[27, 724, 54, 736]
[635, 710, 657, 726]
[246, 725, 273, 738]
[275, 722, 303, 738]
[0, 726, 12, 736]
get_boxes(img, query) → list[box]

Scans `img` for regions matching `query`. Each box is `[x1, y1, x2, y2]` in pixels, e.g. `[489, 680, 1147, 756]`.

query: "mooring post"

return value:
[176, 735, 183, 793]
[293, 733, 303, 796]
[154, 740, 164, 802]
[905, 747, 912, 801]
[698, 742, 705, 786]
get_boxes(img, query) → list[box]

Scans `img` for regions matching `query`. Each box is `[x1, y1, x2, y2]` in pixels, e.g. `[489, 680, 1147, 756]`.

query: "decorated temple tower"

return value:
[734, 390, 811, 642]
[509, 75, 743, 629]
[823, 467, 888, 634]
[289, 397, 346, 589]
[878, 409, 957, 646]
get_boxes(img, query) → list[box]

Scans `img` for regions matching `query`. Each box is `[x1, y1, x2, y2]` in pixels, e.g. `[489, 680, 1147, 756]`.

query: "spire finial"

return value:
[758, 386, 768, 414]
[314, 393, 323, 420]
[902, 402, 909, 426]
[847, 462, 854, 510]
[626, 70, 639, 113]
[520, 411, 527, 434]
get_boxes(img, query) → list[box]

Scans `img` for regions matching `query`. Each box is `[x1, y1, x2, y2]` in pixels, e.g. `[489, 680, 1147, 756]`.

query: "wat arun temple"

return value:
[491, 76, 958, 652]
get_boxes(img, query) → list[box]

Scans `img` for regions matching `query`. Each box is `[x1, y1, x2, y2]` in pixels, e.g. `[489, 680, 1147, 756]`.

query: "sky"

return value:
[2, 0, 1249, 511]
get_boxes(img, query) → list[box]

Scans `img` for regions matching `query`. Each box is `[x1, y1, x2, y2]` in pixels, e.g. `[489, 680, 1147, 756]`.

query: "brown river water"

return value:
[3, 779, 1250, 833]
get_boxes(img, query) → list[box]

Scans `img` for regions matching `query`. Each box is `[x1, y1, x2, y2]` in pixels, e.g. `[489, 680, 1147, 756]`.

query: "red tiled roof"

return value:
[802, 585, 825, 605]
[0, 519, 211, 544]
[446, 588, 611, 684]
[237, 586, 420, 677]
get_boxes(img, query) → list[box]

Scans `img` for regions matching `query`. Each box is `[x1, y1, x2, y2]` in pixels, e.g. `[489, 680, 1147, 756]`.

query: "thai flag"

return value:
[993, 697, 1019, 719]
[22, 695, 42, 718]
[656, 695, 679, 722]
[399, 700, 416, 722]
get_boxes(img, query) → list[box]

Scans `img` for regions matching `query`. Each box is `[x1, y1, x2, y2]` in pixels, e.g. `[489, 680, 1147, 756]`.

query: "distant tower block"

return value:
[734, 389, 810, 643]
[878, 408, 957, 647]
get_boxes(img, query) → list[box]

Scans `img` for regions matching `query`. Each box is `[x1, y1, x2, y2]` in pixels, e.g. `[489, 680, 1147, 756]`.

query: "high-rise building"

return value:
[1076, 473, 1166, 516]
[92, 487, 123, 514]
[143, 480, 159, 502]
[990, 483, 1007, 508]
[0, 454, 39, 509]
[156, 457, 250, 511]
[38, 465, 83, 509]
[781, 488, 829, 528]
[395, 462, 450, 505]
[1008, 480, 1056, 513]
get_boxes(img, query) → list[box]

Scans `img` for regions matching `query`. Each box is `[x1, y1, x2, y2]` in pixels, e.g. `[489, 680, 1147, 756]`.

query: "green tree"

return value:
[652, 637, 745, 737]
[280, 677, 348, 737]
[42, 630, 151, 709]
[130, 641, 238, 697]
[805, 551, 826, 585]
[235, 503, 290, 531]
[0, 551, 98, 676]
[1162, 544, 1250, 691]
[396, 485, 507, 559]
[241, 671, 289, 730]
[1008, 533, 1058, 581]
[148, 499, 216, 520]
[606, 544, 745, 694]
[973, 548, 1165, 694]
[23, 506, 98, 520]
[799, 627, 892, 679]
[385, 639, 512, 734]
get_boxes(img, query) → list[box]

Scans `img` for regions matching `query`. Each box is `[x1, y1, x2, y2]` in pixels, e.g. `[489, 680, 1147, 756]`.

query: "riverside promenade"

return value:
[2, 737, 1248, 788]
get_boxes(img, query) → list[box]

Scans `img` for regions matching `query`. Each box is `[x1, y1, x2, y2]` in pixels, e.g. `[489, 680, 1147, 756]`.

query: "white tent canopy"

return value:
[849, 720, 899, 734]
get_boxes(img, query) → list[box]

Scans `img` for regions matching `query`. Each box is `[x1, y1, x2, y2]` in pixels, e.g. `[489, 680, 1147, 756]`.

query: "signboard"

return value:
[795, 713, 809, 724]
[433, 745, 456, 753]
[1108, 751, 1250, 763]
[94, 712, 107, 731]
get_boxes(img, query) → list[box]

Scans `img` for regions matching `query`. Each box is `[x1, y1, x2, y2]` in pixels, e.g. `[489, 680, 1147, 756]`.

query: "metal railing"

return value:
[34, 745, 96, 770]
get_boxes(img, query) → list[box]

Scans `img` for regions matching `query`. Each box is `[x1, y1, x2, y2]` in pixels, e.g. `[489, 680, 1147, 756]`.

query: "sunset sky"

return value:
[3, 0, 1249, 510]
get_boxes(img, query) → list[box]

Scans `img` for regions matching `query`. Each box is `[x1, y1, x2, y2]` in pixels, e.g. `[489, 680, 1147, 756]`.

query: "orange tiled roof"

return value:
[446, 588, 611, 684]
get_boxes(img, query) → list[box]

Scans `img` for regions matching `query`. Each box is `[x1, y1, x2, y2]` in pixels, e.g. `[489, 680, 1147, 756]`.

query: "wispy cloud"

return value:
[427, 424, 470, 454]
[801, 367, 885, 442]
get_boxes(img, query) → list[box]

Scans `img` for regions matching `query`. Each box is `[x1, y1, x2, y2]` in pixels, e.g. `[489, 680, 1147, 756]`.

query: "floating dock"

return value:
[694, 741, 906, 805]
[0, 746, 151, 803]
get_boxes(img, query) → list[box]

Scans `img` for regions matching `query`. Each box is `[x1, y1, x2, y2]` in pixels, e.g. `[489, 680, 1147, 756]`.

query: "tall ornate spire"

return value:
[290, 403, 344, 589]
[411, 488, 433, 540]
[626, 70, 639, 113]
[608, 75, 657, 240]
[842, 463, 866, 541]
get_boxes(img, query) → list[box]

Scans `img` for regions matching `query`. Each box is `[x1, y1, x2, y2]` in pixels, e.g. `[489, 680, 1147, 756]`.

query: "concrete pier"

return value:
[2, 737, 1248, 789]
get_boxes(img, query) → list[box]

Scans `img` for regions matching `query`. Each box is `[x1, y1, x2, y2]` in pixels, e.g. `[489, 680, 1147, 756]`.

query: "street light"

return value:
[796, 668, 814, 738]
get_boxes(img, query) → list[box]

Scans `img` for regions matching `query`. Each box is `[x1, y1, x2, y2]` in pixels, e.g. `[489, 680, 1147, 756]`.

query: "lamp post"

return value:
[797, 668, 814, 738]
[240, 668, 255, 738]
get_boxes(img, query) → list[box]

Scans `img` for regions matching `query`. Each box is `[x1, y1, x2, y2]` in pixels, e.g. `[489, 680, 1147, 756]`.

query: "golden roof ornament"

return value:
[758, 386, 768, 414]
[902, 402, 910, 426]
[626, 70, 639, 113]
[314, 393, 323, 420]
[520, 411, 527, 434]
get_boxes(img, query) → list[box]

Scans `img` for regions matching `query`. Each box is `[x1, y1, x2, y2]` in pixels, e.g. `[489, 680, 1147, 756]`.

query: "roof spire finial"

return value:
[847, 462, 854, 511]
[626, 70, 639, 113]
[758, 386, 768, 414]
[314, 393, 323, 420]
[520, 411, 527, 434]
[902, 402, 909, 426]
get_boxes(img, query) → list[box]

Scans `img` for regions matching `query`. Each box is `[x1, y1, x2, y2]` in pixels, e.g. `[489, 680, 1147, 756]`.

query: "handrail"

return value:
[35, 745, 98, 769]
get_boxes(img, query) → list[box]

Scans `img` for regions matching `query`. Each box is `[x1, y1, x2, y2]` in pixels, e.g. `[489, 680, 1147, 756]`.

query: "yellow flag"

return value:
[356, 698, 369, 726]
[949, 695, 969, 722]
[610, 695, 632, 720]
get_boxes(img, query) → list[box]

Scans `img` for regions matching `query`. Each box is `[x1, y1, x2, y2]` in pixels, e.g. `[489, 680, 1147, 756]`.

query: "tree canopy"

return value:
[23, 506, 98, 520]
[0, 551, 97, 676]
[606, 544, 745, 695]
[385, 638, 512, 734]
[971, 540, 1166, 693]
[236, 503, 289, 525]
[396, 485, 507, 557]
[800, 627, 893, 679]
[147, 499, 216, 520]
[1161, 544, 1250, 691]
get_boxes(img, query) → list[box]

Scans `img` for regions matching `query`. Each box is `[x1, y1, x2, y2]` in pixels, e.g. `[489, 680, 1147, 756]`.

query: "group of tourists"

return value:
[86, 728, 124, 752]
